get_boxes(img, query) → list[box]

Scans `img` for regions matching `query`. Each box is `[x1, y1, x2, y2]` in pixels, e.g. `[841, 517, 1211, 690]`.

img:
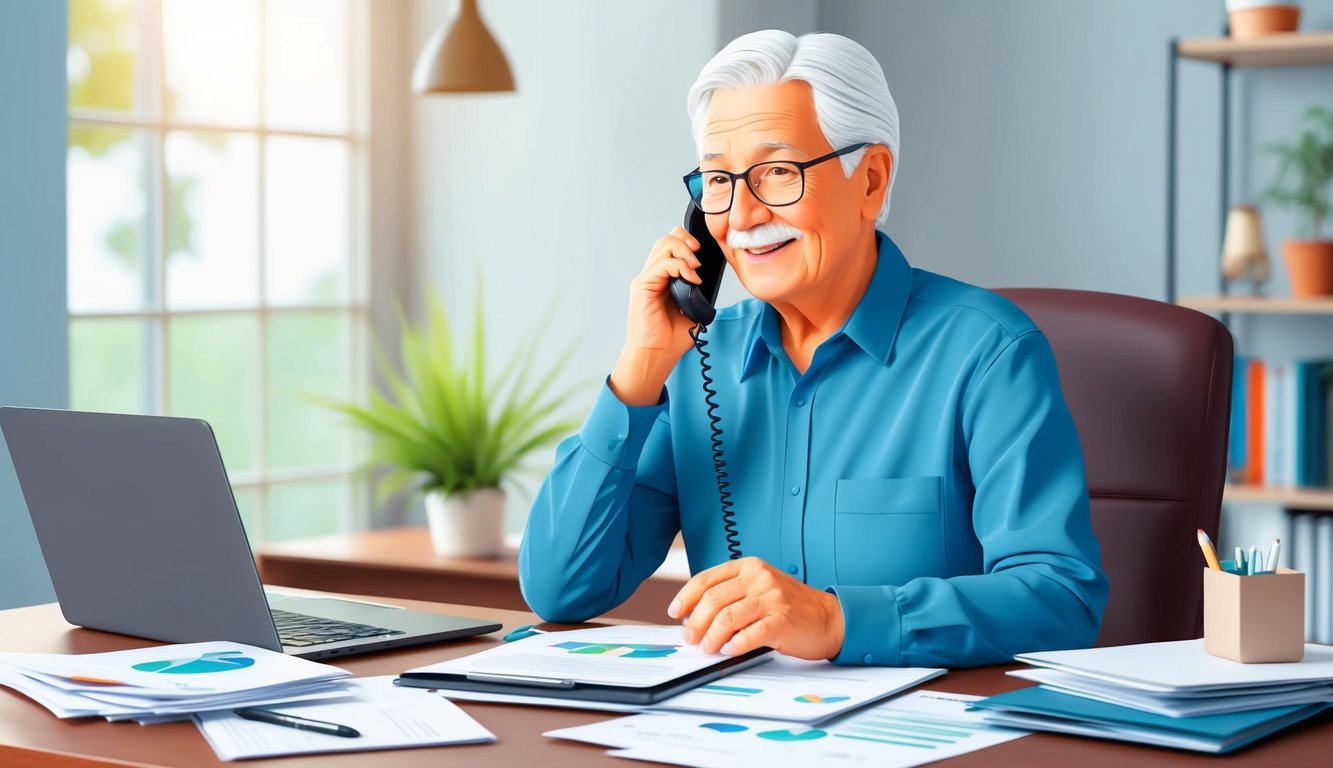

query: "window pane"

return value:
[268, 312, 351, 470]
[68, 127, 153, 312]
[267, 480, 344, 542]
[68, 0, 149, 114]
[265, 136, 349, 305]
[265, 0, 348, 133]
[165, 131, 259, 309]
[163, 0, 260, 125]
[168, 315, 259, 473]
[232, 487, 261, 545]
[70, 318, 153, 414]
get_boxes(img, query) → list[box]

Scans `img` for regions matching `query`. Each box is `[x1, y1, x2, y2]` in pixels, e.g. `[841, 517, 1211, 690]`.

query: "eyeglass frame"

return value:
[682, 142, 873, 214]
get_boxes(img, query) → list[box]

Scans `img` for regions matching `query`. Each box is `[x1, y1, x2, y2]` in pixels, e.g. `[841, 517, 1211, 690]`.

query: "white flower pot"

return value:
[424, 488, 505, 557]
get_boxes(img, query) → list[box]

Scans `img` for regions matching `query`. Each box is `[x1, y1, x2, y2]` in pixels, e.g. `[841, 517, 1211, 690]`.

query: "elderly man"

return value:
[519, 30, 1107, 668]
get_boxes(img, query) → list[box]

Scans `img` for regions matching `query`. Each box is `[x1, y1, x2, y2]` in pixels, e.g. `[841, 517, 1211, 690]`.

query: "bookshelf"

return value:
[1224, 484, 1333, 510]
[1177, 296, 1333, 314]
[1168, 32, 1333, 513]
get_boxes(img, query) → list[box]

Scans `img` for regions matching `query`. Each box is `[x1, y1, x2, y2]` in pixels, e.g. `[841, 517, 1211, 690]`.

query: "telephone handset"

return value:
[670, 201, 742, 560]
[670, 202, 727, 326]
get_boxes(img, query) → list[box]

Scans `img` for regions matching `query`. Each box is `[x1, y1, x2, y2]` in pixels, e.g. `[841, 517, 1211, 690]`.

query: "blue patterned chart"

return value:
[131, 651, 256, 675]
[551, 642, 678, 659]
[698, 722, 749, 733]
[756, 728, 829, 742]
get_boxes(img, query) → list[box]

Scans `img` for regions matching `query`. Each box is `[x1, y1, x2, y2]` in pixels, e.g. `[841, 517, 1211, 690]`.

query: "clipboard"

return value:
[394, 646, 772, 705]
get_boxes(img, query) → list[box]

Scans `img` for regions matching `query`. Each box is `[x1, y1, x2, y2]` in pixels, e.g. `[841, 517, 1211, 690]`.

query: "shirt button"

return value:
[787, 564, 798, 574]
[863, 654, 874, 664]
[795, 397, 806, 407]
[615, 432, 625, 440]
[790, 485, 800, 495]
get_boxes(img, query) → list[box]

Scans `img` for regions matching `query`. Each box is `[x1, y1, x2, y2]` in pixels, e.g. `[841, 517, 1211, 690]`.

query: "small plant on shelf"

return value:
[1259, 105, 1333, 297]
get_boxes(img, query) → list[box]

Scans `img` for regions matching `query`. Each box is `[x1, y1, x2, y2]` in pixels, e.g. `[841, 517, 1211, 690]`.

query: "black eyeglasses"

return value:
[682, 143, 872, 215]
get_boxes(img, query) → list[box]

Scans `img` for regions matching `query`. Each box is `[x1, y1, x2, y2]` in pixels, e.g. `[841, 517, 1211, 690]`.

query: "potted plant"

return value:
[318, 293, 579, 557]
[1259, 105, 1333, 298]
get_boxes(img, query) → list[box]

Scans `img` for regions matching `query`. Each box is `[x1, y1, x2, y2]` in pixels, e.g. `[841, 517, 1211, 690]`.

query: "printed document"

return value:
[437, 655, 944, 723]
[195, 676, 495, 761]
[545, 690, 1028, 768]
[405, 625, 756, 687]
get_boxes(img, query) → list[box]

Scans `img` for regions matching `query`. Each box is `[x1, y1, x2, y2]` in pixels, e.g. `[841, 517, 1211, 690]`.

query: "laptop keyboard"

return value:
[271, 608, 405, 648]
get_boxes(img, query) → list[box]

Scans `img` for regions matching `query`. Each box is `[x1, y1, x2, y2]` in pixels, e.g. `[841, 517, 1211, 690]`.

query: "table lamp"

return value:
[1221, 204, 1270, 293]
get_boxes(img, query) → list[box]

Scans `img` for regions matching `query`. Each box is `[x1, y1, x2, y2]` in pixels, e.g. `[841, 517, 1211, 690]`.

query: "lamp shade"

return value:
[412, 0, 515, 94]
[1221, 204, 1270, 284]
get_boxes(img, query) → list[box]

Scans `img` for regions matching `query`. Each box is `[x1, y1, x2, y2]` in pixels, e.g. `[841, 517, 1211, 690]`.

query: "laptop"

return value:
[0, 407, 502, 660]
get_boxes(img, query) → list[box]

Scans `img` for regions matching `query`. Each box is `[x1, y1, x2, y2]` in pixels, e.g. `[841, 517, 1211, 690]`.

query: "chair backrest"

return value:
[996, 288, 1233, 647]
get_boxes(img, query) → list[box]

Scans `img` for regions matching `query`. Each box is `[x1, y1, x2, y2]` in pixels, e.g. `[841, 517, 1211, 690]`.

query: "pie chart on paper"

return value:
[131, 651, 256, 675]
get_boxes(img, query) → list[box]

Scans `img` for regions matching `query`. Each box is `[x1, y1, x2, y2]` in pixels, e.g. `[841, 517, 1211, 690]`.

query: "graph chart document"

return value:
[436, 655, 944, 723]
[545, 690, 1028, 768]
[397, 626, 770, 703]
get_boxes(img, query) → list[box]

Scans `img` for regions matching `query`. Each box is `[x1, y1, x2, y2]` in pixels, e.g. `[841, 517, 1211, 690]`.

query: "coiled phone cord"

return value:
[690, 321, 742, 560]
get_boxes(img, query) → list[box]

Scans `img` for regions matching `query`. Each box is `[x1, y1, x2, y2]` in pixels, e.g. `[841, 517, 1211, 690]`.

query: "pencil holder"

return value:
[1203, 567, 1304, 663]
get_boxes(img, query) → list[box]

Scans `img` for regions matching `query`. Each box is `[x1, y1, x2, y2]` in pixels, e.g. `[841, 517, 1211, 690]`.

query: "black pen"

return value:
[232, 707, 361, 738]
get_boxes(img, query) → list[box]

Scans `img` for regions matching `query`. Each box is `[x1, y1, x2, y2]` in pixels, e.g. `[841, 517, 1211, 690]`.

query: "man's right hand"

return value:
[609, 225, 707, 406]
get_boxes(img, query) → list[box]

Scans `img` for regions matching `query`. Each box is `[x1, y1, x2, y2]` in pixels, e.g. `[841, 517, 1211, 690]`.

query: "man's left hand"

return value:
[667, 556, 845, 660]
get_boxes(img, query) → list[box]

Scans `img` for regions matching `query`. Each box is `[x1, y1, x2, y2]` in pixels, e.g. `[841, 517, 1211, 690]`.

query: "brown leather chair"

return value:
[996, 289, 1233, 647]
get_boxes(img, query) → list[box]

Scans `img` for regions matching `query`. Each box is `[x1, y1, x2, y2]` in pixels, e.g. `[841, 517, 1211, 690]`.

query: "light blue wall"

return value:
[0, 0, 67, 609]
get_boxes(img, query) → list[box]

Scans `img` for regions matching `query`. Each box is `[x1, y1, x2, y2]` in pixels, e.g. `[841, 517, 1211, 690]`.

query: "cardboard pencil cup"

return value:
[1203, 567, 1305, 663]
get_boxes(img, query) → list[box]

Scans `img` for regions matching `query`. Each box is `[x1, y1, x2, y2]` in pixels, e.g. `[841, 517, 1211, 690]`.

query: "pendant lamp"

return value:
[412, 0, 515, 94]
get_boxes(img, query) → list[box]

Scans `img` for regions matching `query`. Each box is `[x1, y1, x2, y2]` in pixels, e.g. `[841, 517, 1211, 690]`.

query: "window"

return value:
[66, 0, 369, 544]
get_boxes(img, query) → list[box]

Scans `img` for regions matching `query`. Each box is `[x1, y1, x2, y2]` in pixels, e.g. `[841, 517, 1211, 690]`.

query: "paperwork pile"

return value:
[970, 639, 1333, 753]
[0, 641, 351, 723]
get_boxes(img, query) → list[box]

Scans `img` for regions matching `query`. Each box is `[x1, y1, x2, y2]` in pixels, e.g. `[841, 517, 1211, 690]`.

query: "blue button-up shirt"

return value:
[520, 232, 1108, 668]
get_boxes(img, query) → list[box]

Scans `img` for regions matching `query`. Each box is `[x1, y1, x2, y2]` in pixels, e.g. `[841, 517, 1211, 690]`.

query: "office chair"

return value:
[996, 288, 1234, 647]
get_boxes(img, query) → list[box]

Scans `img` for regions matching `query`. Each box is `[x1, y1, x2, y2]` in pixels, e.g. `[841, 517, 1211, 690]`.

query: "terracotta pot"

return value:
[1228, 5, 1301, 39]
[424, 488, 505, 557]
[1281, 239, 1333, 298]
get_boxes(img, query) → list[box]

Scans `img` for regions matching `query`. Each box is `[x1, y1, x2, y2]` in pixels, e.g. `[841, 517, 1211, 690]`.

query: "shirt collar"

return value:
[740, 231, 912, 381]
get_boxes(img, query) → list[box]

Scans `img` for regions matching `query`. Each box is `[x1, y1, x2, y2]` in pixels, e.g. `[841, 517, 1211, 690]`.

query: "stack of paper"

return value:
[969, 639, 1333, 753]
[0, 641, 351, 723]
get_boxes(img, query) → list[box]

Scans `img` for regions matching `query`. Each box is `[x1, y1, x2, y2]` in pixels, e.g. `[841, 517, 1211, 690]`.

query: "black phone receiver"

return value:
[670, 202, 727, 326]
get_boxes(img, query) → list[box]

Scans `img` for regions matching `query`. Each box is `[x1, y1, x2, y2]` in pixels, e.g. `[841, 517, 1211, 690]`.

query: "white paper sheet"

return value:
[194, 676, 495, 761]
[1015, 640, 1333, 692]
[545, 690, 1028, 768]
[406, 625, 769, 688]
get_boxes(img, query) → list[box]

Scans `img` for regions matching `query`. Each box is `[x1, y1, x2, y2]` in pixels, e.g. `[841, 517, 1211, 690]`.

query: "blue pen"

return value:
[1247, 545, 1258, 575]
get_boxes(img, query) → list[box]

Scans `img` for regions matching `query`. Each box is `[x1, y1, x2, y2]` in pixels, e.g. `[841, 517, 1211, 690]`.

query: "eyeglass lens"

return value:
[693, 161, 804, 214]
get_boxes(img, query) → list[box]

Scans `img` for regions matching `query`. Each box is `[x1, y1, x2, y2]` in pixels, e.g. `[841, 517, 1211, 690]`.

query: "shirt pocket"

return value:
[833, 476, 945, 586]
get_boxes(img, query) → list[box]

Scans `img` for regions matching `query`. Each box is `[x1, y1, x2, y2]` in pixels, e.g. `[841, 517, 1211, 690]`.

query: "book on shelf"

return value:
[1228, 357, 1333, 489]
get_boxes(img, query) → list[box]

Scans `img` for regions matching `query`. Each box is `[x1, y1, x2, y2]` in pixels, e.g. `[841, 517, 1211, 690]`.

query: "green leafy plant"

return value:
[318, 293, 580, 503]
[1259, 105, 1333, 239]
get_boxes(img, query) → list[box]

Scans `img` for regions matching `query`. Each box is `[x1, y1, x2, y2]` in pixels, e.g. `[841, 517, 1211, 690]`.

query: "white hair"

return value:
[687, 30, 900, 226]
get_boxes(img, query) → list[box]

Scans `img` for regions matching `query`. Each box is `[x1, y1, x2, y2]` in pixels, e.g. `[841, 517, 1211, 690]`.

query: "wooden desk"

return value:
[2, 597, 1330, 767]
[255, 527, 690, 623]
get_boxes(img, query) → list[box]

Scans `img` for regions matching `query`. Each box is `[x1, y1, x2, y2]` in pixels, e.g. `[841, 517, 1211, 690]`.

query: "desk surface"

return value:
[1, 597, 1329, 768]
[254, 527, 690, 622]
